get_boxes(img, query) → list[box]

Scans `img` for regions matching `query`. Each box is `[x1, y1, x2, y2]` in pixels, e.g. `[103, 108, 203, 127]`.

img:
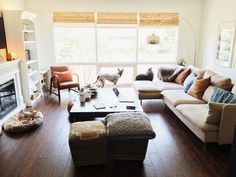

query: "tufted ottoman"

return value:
[103, 112, 156, 161]
[69, 121, 108, 167]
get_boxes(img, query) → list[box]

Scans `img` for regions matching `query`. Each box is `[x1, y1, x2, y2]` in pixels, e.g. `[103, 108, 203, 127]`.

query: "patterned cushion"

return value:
[102, 112, 156, 140]
[69, 121, 106, 141]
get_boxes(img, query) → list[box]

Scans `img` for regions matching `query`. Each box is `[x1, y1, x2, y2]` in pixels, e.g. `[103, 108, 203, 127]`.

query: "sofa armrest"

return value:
[218, 104, 236, 144]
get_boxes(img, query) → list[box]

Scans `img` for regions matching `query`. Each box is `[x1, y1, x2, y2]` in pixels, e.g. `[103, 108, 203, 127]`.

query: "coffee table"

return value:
[69, 88, 143, 122]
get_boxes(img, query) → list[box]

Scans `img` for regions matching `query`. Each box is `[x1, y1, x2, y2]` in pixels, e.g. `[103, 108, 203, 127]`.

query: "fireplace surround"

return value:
[0, 60, 25, 132]
[0, 79, 17, 119]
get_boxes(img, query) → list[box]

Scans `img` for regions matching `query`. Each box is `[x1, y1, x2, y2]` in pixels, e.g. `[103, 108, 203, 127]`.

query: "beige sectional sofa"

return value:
[133, 66, 236, 145]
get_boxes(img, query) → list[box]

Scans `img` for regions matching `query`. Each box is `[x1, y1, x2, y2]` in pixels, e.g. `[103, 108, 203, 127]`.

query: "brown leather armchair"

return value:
[50, 66, 80, 101]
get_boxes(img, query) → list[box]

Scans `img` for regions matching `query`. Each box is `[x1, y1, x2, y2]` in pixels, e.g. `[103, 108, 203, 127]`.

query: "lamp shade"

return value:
[147, 33, 160, 45]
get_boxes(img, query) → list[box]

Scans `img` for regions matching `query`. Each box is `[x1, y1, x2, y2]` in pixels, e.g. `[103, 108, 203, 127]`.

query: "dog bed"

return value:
[3, 111, 43, 133]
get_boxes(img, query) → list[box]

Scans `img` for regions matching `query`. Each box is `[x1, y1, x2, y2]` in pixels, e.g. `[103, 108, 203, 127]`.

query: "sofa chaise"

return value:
[133, 65, 236, 145]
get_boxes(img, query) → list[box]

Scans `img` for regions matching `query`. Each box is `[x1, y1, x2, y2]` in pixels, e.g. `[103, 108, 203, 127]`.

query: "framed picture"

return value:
[215, 22, 236, 67]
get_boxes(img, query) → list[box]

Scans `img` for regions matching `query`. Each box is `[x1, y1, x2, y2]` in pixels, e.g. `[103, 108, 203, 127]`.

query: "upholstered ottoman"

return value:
[103, 112, 156, 161]
[69, 121, 108, 167]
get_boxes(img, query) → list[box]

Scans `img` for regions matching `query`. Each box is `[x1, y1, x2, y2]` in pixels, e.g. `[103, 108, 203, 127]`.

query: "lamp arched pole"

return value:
[179, 16, 197, 66]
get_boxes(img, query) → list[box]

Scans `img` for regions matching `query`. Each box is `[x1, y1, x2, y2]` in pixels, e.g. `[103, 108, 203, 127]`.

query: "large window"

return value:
[53, 27, 96, 63]
[97, 28, 136, 63]
[53, 12, 179, 85]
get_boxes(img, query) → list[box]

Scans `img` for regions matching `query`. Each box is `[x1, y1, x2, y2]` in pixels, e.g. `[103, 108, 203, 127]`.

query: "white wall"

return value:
[1, 0, 24, 10]
[24, 0, 204, 69]
[199, 0, 236, 83]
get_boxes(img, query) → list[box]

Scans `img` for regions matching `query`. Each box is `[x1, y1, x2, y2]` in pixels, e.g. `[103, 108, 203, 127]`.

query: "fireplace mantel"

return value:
[0, 60, 26, 133]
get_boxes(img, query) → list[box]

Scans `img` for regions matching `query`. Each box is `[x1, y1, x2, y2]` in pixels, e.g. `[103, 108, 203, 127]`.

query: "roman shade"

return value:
[53, 12, 95, 23]
[53, 12, 179, 26]
[139, 13, 179, 27]
[97, 12, 137, 24]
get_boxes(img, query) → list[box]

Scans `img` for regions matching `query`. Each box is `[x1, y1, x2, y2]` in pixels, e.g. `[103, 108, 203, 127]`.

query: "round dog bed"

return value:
[3, 111, 43, 133]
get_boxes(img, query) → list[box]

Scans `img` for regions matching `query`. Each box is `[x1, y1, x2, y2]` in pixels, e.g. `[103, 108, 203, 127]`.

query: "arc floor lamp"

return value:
[147, 16, 197, 66]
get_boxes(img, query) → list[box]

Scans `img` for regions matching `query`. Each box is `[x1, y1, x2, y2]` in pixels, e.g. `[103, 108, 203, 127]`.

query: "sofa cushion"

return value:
[161, 90, 205, 107]
[187, 65, 205, 76]
[203, 70, 216, 78]
[206, 103, 224, 125]
[187, 76, 211, 99]
[202, 86, 214, 102]
[203, 70, 232, 91]
[176, 104, 218, 132]
[175, 68, 191, 85]
[183, 73, 197, 92]
[153, 81, 183, 91]
[231, 85, 236, 94]
[133, 81, 160, 93]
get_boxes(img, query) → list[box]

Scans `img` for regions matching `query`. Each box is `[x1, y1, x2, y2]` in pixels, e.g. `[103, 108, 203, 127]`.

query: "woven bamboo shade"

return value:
[140, 13, 179, 27]
[53, 12, 95, 23]
[97, 12, 137, 24]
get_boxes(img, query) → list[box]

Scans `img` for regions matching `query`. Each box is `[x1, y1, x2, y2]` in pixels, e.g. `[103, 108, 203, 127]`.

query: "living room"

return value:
[0, 0, 236, 177]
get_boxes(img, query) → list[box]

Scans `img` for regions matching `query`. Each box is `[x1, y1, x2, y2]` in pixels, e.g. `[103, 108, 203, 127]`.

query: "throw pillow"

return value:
[187, 75, 211, 99]
[183, 73, 197, 92]
[175, 68, 191, 85]
[206, 102, 224, 125]
[54, 70, 73, 82]
[209, 87, 236, 103]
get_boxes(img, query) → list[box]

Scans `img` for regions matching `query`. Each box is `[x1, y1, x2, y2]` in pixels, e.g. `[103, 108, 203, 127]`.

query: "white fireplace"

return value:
[0, 60, 26, 130]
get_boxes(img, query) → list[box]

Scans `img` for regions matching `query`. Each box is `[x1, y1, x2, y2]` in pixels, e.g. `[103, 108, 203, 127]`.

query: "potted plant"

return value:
[176, 58, 187, 67]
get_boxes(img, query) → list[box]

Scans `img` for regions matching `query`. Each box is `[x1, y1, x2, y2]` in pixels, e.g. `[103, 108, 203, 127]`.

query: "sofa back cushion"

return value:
[202, 86, 214, 102]
[175, 68, 191, 85]
[183, 73, 197, 92]
[187, 75, 211, 99]
[203, 70, 216, 78]
[187, 65, 205, 76]
[231, 85, 236, 94]
[203, 70, 233, 91]
[206, 102, 224, 125]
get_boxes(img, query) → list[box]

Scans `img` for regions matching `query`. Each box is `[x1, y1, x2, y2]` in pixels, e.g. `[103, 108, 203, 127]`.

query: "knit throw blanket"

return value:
[210, 87, 236, 103]
[157, 66, 183, 82]
[102, 112, 156, 140]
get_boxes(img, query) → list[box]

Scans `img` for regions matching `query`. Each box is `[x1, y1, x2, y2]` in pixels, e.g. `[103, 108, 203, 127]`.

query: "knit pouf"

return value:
[3, 111, 43, 133]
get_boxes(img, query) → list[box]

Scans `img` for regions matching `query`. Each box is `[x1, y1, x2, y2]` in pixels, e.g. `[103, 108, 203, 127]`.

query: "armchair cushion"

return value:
[59, 81, 79, 89]
[54, 70, 73, 82]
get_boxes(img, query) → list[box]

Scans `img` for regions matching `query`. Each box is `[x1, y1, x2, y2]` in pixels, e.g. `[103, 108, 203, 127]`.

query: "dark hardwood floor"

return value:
[0, 90, 231, 177]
